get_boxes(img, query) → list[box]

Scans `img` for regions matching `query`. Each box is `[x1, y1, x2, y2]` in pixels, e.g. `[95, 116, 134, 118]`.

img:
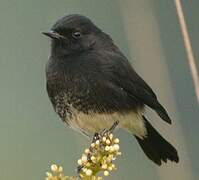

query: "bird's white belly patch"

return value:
[67, 109, 147, 138]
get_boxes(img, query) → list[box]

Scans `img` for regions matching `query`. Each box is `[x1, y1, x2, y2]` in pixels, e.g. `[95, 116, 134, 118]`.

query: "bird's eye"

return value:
[72, 31, 81, 39]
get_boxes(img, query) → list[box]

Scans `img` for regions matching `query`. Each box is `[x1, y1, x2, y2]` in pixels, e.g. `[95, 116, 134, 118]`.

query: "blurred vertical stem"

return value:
[174, 0, 199, 102]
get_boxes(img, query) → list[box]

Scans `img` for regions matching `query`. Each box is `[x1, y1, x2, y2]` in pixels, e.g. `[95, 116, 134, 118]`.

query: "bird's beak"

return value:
[42, 30, 66, 40]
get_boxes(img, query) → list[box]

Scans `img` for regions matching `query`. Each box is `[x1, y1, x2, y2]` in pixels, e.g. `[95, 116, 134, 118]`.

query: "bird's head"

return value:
[43, 14, 111, 56]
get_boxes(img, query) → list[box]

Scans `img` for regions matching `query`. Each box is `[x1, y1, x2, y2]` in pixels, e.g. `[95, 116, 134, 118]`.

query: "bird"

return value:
[43, 14, 179, 165]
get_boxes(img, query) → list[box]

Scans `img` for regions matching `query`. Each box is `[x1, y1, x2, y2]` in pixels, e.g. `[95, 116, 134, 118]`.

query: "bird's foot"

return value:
[99, 120, 119, 137]
[77, 121, 119, 177]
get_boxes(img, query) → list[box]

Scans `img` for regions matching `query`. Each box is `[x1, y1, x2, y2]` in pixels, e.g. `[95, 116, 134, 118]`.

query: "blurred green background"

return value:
[0, 0, 198, 179]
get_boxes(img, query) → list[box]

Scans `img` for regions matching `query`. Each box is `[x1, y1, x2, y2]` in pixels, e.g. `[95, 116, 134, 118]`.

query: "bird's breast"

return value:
[67, 107, 146, 138]
[52, 91, 146, 138]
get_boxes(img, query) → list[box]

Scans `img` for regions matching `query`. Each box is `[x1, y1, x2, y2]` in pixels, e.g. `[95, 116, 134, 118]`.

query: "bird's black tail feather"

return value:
[155, 102, 172, 124]
[135, 116, 179, 165]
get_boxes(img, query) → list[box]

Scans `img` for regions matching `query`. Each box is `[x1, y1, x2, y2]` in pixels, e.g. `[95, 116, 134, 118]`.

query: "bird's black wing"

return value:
[98, 51, 171, 124]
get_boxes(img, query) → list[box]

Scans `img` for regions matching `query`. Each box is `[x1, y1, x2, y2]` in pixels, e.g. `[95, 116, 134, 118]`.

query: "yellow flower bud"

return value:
[82, 168, 87, 173]
[104, 170, 109, 176]
[113, 144, 120, 151]
[101, 164, 107, 169]
[109, 146, 114, 152]
[114, 138, 120, 144]
[111, 164, 115, 169]
[91, 156, 96, 162]
[46, 172, 52, 177]
[105, 146, 110, 151]
[85, 169, 92, 176]
[58, 166, 63, 172]
[102, 137, 106, 142]
[81, 155, 87, 163]
[95, 140, 100, 145]
[106, 157, 112, 163]
[51, 164, 58, 172]
[84, 148, 90, 154]
[106, 139, 111, 145]
[108, 166, 113, 171]
[77, 159, 82, 165]
[109, 133, 113, 140]
[91, 143, 95, 148]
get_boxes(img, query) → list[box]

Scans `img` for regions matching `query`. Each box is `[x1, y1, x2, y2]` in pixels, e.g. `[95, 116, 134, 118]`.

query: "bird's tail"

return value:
[134, 116, 179, 165]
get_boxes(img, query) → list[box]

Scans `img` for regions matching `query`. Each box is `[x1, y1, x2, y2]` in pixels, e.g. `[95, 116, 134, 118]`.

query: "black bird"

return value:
[43, 14, 179, 165]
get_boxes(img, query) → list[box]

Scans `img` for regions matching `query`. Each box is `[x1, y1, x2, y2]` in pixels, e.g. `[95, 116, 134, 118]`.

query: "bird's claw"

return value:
[77, 121, 119, 177]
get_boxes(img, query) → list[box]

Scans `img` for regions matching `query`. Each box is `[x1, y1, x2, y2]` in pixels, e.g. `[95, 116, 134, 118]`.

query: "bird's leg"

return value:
[91, 120, 119, 143]
[77, 121, 119, 177]
[109, 120, 119, 133]
[99, 120, 119, 136]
